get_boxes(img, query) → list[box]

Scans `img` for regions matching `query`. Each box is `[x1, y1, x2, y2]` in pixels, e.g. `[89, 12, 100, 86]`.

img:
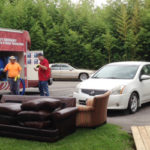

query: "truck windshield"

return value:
[92, 65, 139, 79]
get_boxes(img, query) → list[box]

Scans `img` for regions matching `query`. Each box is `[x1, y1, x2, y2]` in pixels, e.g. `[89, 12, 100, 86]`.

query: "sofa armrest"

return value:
[52, 107, 78, 120]
[77, 104, 94, 112]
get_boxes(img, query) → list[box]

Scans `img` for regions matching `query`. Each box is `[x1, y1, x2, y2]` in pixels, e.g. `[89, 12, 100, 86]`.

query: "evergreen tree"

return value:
[0, 0, 150, 69]
[102, 30, 116, 63]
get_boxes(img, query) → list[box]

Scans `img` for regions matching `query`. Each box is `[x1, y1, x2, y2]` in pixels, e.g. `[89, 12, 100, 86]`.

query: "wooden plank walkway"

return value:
[131, 126, 150, 150]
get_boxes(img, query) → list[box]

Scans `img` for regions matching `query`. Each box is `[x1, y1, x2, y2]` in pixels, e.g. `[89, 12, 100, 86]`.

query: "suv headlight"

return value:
[111, 85, 126, 95]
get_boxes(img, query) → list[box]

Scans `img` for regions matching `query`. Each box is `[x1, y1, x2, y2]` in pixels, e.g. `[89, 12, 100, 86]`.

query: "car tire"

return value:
[79, 73, 89, 81]
[128, 92, 139, 114]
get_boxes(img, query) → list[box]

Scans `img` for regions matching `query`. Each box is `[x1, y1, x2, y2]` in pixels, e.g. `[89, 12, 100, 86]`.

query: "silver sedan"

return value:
[50, 63, 94, 81]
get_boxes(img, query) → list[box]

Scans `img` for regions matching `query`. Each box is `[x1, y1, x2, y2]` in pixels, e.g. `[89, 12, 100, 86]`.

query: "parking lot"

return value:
[7, 81, 150, 132]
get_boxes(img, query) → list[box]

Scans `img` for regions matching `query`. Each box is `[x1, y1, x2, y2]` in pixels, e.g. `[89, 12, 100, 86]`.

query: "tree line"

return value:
[0, 0, 150, 69]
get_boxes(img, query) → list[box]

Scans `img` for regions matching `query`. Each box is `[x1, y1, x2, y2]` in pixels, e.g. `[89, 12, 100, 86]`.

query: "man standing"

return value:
[34, 53, 50, 96]
[4, 56, 22, 95]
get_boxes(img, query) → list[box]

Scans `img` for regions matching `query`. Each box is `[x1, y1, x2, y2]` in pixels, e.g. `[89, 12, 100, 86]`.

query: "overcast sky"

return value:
[71, 0, 107, 6]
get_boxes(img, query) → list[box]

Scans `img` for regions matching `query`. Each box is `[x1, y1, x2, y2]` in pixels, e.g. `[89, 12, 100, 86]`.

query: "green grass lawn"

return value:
[0, 124, 134, 150]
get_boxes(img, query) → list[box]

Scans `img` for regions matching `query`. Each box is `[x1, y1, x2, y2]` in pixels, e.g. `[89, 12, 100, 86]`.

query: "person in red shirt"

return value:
[34, 53, 50, 96]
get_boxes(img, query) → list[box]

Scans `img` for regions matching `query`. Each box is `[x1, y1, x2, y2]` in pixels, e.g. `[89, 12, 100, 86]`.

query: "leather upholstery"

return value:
[76, 91, 110, 127]
[52, 107, 78, 120]
[52, 107, 78, 138]
[1, 95, 76, 107]
[0, 103, 21, 116]
[0, 115, 16, 125]
[17, 110, 52, 121]
[0, 124, 59, 142]
[0, 96, 77, 142]
[19, 121, 51, 129]
[21, 98, 61, 111]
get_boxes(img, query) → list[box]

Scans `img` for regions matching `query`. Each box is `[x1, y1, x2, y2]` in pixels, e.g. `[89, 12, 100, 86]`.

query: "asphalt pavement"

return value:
[10, 81, 150, 132]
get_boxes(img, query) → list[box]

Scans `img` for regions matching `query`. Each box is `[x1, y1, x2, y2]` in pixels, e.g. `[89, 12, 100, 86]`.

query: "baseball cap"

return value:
[9, 56, 16, 60]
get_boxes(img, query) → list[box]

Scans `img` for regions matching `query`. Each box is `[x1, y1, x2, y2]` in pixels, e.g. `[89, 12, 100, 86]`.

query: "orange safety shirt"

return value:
[4, 62, 22, 78]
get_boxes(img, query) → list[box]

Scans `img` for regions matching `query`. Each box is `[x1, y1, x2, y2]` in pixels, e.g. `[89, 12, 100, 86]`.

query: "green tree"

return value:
[115, 4, 130, 42]
[0, 0, 150, 69]
[102, 30, 116, 63]
[124, 30, 139, 60]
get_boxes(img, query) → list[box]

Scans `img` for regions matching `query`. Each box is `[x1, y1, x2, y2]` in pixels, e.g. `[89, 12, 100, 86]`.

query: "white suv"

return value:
[74, 61, 150, 113]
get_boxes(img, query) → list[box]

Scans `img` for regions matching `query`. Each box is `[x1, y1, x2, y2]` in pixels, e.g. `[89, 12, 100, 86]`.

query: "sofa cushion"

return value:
[17, 111, 51, 121]
[19, 121, 51, 129]
[0, 103, 21, 116]
[0, 114, 17, 125]
[21, 98, 61, 111]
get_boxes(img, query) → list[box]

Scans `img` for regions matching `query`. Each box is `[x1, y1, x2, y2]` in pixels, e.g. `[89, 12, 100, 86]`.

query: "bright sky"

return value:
[71, 0, 107, 6]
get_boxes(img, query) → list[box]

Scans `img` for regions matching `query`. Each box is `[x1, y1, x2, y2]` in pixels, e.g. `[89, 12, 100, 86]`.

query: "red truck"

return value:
[0, 28, 45, 92]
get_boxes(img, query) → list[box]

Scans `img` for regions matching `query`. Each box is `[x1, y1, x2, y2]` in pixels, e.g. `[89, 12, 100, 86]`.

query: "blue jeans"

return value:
[39, 81, 50, 96]
[8, 78, 20, 95]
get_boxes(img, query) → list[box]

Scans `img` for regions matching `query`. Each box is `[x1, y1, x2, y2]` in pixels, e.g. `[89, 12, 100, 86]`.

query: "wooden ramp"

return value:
[131, 126, 150, 150]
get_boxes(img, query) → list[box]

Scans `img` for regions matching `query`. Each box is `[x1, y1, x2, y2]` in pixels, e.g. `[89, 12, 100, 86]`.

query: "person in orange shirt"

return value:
[3, 56, 22, 95]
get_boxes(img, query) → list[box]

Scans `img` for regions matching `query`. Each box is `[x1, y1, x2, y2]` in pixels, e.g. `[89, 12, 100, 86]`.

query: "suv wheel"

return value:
[128, 92, 139, 114]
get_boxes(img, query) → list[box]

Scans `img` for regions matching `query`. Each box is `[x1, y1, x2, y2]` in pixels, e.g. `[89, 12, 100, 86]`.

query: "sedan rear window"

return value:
[51, 64, 61, 70]
[92, 65, 139, 79]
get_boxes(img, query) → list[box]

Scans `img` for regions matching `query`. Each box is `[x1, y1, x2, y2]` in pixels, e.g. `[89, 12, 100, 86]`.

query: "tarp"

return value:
[0, 28, 31, 52]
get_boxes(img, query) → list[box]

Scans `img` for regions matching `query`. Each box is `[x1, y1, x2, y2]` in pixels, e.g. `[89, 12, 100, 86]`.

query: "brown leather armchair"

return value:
[76, 91, 110, 127]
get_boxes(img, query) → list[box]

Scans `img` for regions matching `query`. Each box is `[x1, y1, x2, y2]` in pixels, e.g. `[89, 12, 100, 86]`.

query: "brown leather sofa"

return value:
[76, 91, 110, 127]
[0, 95, 77, 142]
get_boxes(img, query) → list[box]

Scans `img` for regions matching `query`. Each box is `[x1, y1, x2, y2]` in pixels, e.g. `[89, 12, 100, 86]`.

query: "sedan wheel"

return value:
[79, 73, 89, 81]
[128, 93, 139, 114]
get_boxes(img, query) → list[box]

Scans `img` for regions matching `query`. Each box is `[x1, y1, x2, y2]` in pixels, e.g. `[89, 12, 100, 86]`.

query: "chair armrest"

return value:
[86, 98, 94, 107]
[52, 107, 77, 120]
[77, 104, 94, 112]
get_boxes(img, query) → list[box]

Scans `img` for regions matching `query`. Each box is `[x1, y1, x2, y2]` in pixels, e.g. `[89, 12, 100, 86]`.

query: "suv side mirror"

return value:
[140, 75, 150, 81]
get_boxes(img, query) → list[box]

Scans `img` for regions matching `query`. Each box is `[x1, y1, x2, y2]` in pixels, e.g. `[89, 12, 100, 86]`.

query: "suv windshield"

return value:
[92, 65, 139, 79]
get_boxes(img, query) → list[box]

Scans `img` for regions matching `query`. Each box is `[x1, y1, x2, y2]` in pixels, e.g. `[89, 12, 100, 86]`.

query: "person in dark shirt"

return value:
[34, 53, 50, 96]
